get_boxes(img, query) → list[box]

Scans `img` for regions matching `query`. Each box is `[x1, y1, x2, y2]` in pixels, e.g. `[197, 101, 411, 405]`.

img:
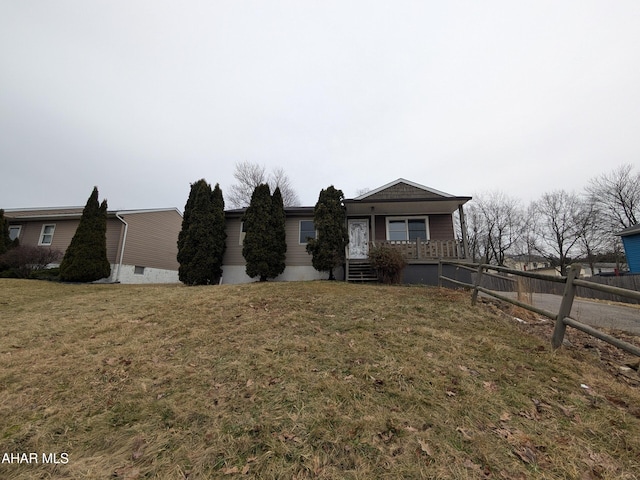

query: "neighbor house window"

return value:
[9, 226, 21, 241]
[386, 217, 429, 241]
[39, 224, 56, 246]
[134, 266, 145, 275]
[239, 221, 246, 245]
[299, 220, 316, 244]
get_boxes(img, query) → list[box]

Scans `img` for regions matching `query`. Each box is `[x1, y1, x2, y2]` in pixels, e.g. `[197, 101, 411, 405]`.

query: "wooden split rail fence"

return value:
[437, 260, 640, 357]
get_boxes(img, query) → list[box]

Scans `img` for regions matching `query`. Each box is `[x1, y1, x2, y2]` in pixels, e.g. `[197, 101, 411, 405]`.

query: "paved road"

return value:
[485, 292, 640, 335]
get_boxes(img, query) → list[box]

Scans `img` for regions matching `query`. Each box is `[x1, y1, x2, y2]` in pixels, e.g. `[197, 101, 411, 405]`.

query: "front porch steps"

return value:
[347, 262, 378, 282]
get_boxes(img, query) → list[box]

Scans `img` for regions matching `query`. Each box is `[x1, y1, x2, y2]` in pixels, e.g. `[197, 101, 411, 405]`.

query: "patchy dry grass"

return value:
[1, 279, 639, 479]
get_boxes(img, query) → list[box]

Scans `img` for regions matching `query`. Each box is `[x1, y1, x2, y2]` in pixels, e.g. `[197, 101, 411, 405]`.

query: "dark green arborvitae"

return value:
[243, 184, 274, 281]
[269, 187, 287, 279]
[177, 180, 227, 285]
[0, 209, 13, 255]
[59, 187, 111, 282]
[306, 186, 349, 280]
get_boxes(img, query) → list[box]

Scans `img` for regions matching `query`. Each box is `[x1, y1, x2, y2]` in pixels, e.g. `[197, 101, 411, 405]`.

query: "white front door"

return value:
[348, 219, 369, 259]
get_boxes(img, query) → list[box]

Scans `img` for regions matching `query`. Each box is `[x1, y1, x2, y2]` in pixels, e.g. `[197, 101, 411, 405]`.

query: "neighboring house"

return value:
[5, 207, 183, 284]
[580, 263, 620, 277]
[616, 224, 640, 274]
[504, 254, 552, 272]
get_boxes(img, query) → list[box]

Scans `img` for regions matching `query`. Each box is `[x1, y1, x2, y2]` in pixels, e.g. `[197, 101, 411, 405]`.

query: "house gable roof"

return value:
[352, 178, 455, 201]
[5, 207, 182, 221]
[343, 178, 470, 215]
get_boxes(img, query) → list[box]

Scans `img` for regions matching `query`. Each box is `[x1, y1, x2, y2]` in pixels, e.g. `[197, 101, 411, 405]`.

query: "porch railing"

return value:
[376, 239, 463, 260]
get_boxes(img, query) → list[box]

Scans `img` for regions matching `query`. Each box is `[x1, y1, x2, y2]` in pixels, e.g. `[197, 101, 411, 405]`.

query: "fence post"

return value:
[471, 264, 485, 306]
[438, 259, 443, 287]
[551, 264, 582, 349]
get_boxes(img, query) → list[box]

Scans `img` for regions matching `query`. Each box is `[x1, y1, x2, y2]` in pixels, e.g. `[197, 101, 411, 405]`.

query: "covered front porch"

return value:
[342, 178, 471, 283]
[344, 239, 465, 282]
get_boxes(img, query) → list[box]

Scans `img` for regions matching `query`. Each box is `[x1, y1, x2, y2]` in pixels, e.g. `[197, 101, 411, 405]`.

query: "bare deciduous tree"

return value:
[533, 190, 583, 276]
[515, 202, 540, 264]
[584, 164, 639, 270]
[227, 161, 300, 208]
[465, 192, 525, 265]
[586, 164, 639, 230]
[574, 196, 608, 276]
[479, 192, 525, 266]
[270, 167, 300, 208]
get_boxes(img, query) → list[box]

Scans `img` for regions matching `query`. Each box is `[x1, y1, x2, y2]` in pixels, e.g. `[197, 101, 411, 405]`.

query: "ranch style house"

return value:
[222, 178, 472, 284]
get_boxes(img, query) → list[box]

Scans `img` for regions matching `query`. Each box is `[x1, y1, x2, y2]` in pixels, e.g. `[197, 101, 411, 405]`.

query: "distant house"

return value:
[616, 224, 640, 274]
[580, 263, 620, 277]
[504, 254, 551, 272]
[222, 178, 472, 284]
[5, 207, 183, 283]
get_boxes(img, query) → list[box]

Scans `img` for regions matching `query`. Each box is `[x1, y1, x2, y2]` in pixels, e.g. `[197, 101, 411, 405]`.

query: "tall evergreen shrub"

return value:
[306, 186, 349, 280]
[0, 209, 12, 255]
[177, 180, 226, 285]
[243, 184, 276, 281]
[59, 187, 111, 282]
[269, 187, 287, 279]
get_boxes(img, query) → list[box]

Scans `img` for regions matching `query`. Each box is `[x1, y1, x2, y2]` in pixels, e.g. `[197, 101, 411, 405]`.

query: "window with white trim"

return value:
[386, 217, 429, 241]
[299, 220, 316, 244]
[134, 266, 145, 275]
[39, 224, 56, 246]
[9, 225, 21, 241]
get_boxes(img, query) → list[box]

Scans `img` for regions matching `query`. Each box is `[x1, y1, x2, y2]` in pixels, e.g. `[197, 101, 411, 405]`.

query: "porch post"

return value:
[458, 204, 470, 260]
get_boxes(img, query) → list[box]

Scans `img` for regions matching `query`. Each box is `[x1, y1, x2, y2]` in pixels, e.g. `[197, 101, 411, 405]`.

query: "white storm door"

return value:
[348, 219, 369, 259]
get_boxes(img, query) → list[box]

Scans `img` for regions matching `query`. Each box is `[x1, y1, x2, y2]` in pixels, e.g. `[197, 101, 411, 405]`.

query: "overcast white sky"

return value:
[1, 1, 639, 212]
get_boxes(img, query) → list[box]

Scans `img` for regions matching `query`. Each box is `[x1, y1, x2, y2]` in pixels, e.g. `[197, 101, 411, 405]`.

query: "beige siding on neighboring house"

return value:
[12, 219, 79, 254]
[118, 210, 181, 271]
[8, 218, 124, 264]
[106, 218, 124, 264]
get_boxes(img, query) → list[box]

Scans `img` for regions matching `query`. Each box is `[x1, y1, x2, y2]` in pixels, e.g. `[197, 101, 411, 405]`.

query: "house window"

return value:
[239, 221, 246, 245]
[134, 266, 145, 275]
[39, 224, 56, 246]
[299, 220, 316, 244]
[9, 226, 21, 241]
[386, 217, 429, 241]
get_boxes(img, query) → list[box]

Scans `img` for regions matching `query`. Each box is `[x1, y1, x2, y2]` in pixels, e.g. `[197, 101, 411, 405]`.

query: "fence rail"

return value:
[471, 269, 640, 304]
[438, 260, 640, 357]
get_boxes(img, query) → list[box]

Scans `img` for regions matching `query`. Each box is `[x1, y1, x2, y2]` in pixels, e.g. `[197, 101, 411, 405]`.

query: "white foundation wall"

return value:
[110, 264, 180, 284]
[220, 265, 333, 284]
